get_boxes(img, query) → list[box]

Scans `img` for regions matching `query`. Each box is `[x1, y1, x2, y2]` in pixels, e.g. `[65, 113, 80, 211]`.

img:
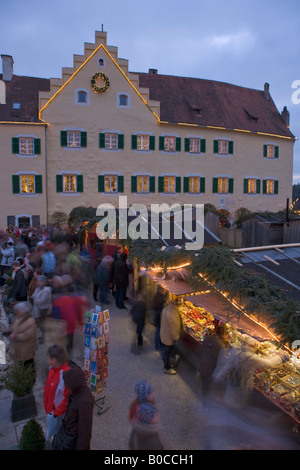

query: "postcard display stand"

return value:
[83, 305, 109, 414]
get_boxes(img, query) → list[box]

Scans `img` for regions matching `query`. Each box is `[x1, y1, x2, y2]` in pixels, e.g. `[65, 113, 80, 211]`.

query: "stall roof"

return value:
[143, 269, 276, 341]
[183, 292, 276, 342]
[234, 245, 300, 303]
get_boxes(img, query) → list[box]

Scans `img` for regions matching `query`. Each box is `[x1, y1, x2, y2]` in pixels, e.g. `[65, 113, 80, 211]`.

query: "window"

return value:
[263, 179, 278, 195]
[131, 134, 155, 151]
[183, 176, 205, 193]
[158, 176, 181, 193]
[105, 133, 119, 150]
[214, 139, 233, 155]
[131, 175, 155, 193]
[12, 174, 42, 194]
[12, 137, 41, 156]
[60, 130, 87, 148]
[118, 94, 130, 107]
[20, 137, 34, 155]
[137, 176, 150, 193]
[56, 174, 83, 193]
[264, 144, 279, 159]
[98, 175, 124, 193]
[212, 177, 234, 194]
[159, 136, 181, 152]
[99, 133, 124, 150]
[78, 91, 87, 103]
[12, 102, 21, 110]
[63, 175, 77, 192]
[98, 58, 105, 67]
[185, 138, 206, 154]
[244, 178, 260, 194]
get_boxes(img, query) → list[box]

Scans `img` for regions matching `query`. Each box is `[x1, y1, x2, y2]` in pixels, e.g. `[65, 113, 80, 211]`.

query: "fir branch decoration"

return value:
[91, 72, 110, 94]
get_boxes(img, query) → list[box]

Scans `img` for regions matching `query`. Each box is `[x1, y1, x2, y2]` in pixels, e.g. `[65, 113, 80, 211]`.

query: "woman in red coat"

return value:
[44, 345, 70, 442]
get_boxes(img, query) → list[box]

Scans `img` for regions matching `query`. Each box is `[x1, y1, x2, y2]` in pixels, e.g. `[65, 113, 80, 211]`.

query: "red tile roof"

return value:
[0, 74, 50, 122]
[137, 72, 295, 139]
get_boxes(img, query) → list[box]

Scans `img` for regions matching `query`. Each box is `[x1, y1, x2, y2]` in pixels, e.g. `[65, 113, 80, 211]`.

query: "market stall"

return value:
[140, 268, 300, 427]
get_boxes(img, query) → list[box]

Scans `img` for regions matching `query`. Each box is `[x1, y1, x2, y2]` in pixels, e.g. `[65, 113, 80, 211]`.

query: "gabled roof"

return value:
[137, 72, 295, 139]
[0, 74, 50, 123]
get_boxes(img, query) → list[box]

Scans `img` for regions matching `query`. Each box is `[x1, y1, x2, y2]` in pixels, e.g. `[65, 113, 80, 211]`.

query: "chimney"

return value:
[1, 54, 14, 81]
[281, 106, 290, 127]
[148, 68, 158, 74]
[264, 82, 270, 100]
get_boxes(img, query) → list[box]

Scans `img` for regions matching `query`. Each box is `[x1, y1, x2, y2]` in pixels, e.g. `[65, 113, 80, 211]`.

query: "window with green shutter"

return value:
[35, 175, 43, 193]
[117, 175, 124, 192]
[264, 144, 279, 159]
[61, 130, 87, 148]
[99, 133, 106, 148]
[12, 137, 19, 154]
[176, 176, 181, 193]
[263, 179, 278, 194]
[149, 176, 155, 192]
[131, 135, 137, 150]
[131, 176, 137, 192]
[158, 176, 164, 192]
[56, 175, 63, 193]
[60, 131, 68, 147]
[80, 132, 87, 147]
[118, 134, 124, 150]
[214, 139, 233, 155]
[12, 175, 20, 194]
[185, 138, 206, 154]
[34, 138, 41, 155]
[98, 175, 105, 192]
[76, 175, 83, 192]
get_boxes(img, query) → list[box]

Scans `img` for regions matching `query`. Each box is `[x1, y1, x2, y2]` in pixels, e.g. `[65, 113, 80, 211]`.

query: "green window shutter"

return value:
[176, 137, 181, 152]
[183, 177, 189, 193]
[228, 178, 234, 193]
[149, 136, 155, 150]
[274, 180, 279, 194]
[176, 176, 181, 193]
[149, 176, 155, 192]
[275, 146, 279, 158]
[60, 131, 67, 147]
[131, 135, 137, 150]
[98, 175, 105, 192]
[80, 132, 87, 147]
[158, 176, 164, 192]
[256, 179, 261, 194]
[12, 175, 20, 194]
[118, 175, 124, 192]
[200, 139, 206, 153]
[12, 137, 19, 154]
[76, 175, 83, 192]
[159, 136, 165, 151]
[262, 180, 267, 194]
[184, 138, 190, 152]
[99, 133, 105, 148]
[34, 138, 41, 154]
[212, 177, 218, 193]
[131, 176, 137, 192]
[200, 177, 205, 193]
[264, 145, 268, 157]
[213, 140, 219, 153]
[228, 141, 234, 154]
[35, 175, 43, 193]
[244, 178, 249, 194]
[118, 134, 124, 149]
[56, 175, 63, 193]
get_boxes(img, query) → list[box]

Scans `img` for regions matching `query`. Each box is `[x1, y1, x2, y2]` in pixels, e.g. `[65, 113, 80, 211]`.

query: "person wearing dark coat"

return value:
[131, 290, 146, 346]
[113, 252, 128, 309]
[11, 260, 28, 301]
[94, 256, 114, 303]
[62, 367, 94, 450]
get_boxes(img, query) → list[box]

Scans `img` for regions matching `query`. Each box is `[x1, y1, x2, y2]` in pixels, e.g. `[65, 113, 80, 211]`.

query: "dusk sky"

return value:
[1, 0, 300, 183]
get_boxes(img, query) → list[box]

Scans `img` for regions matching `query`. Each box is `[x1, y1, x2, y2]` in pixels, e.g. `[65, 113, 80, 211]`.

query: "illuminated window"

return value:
[137, 135, 150, 151]
[137, 176, 150, 193]
[19, 137, 34, 155]
[188, 177, 200, 193]
[213, 177, 234, 194]
[163, 176, 176, 193]
[264, 144, 279, 159]
[20, 175, 35, 194]
[63, 174, 77, 192]
[263, 179, 278, 195]
[214, 139, 233, 155]
[164, 136, 176, 152]
[105, 175, 118, 192]
[189, 138, 201, 153]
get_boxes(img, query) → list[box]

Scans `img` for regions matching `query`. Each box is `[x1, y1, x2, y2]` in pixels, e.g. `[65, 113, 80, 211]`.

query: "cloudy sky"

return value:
[1, 0, 300, 183]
